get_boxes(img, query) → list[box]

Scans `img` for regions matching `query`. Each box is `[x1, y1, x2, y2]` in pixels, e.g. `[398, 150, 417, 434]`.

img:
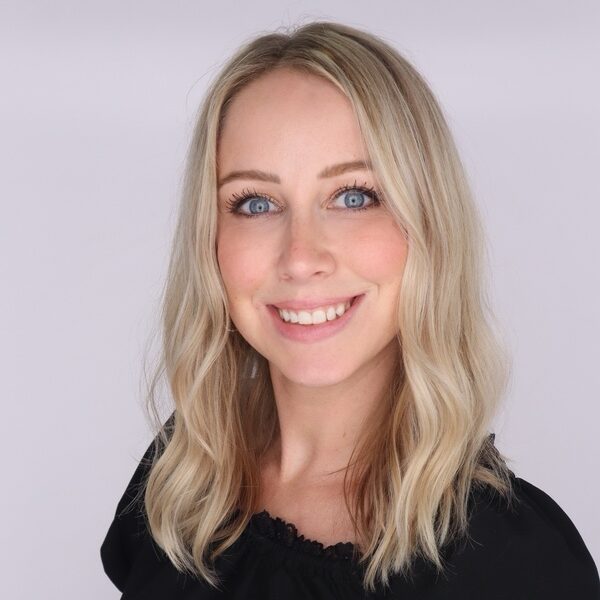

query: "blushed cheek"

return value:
[346, 223, 408, 283]
[217, 234, 269, 302]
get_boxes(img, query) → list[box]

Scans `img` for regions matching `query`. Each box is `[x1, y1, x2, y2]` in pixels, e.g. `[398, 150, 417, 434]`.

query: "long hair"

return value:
[140, 20, 515, 593]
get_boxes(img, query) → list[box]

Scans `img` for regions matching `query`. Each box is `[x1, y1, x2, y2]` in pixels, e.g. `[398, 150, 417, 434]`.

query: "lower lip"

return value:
[266, 294, 365, 343]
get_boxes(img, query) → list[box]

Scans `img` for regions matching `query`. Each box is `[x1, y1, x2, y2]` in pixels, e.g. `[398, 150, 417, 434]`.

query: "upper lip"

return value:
[269, 295, 362, 311]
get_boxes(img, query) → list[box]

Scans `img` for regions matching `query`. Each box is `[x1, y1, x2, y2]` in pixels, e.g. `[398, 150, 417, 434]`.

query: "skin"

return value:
[216, 68, 408, 538]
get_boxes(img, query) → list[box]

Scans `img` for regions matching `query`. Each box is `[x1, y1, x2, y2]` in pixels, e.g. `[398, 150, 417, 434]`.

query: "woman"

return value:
[100, 21, 600, 598]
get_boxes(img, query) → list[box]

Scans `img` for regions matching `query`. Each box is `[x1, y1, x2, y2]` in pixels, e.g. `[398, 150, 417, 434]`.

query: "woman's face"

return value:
[216, 68, 408, 387]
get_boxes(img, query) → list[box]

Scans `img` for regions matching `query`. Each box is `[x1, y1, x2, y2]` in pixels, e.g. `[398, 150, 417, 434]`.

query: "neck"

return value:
[264, 342, 398, 486]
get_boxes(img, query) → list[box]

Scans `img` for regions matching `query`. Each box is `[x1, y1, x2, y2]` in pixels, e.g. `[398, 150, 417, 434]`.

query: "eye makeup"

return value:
[223, 180, 382, 218]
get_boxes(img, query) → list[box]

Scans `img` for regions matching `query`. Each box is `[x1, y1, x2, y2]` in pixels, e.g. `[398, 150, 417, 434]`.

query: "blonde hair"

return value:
[140, 20, 515, 594]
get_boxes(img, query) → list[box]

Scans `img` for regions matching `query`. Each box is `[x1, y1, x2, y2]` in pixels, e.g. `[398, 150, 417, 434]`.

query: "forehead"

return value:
[218, 68, 369, 174]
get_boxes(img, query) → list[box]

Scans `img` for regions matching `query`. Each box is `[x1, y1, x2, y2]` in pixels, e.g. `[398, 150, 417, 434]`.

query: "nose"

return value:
[277, 212, 335, 282]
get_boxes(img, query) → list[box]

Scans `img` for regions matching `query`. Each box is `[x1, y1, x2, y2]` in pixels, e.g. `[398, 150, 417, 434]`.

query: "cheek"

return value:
[216, 216, 408, 297]
[344, 220, 408, 283]
[217, 229, 270, 299]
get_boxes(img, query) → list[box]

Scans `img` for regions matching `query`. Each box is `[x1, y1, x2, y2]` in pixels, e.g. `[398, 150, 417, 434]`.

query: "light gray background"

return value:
[1, 1, 598, 598]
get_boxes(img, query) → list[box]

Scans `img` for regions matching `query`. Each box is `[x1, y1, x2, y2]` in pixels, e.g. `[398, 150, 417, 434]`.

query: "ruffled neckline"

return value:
[243, 434, 501, 567]
[247, 509, 360, 563]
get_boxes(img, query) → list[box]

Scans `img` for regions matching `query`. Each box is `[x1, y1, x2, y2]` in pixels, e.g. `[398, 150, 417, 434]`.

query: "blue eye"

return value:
[332, 188, 375, 210]
[224, 182, 381, 218]
[237, 196, 275, 215]
[223, 189, 278, 217]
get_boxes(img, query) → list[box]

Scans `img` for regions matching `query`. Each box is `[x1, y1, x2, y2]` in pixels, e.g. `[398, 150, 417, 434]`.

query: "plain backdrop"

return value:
[1, 1, 598, 598]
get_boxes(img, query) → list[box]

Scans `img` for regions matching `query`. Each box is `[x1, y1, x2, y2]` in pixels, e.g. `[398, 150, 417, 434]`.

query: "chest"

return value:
[255, 473, 358, 547]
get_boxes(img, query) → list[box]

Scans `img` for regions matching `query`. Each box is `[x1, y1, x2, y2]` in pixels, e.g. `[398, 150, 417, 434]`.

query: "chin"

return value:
[271, 360, 357, 387]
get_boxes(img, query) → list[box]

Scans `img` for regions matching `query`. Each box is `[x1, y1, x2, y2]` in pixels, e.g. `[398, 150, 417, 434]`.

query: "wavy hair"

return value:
[140, 20, 516, 594]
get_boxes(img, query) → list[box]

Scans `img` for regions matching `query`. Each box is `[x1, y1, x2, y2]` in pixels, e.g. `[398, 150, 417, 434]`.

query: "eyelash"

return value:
[224, 180, 382, 218]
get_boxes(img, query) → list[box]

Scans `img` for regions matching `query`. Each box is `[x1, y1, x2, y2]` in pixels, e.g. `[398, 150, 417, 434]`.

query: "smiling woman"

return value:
[100, 21, 600, 599]
[216, 67, 407, 369]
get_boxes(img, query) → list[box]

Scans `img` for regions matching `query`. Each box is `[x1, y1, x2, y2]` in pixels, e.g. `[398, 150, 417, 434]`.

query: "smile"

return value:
[266, 294, 365, 343]
[276, 298, 354, 325]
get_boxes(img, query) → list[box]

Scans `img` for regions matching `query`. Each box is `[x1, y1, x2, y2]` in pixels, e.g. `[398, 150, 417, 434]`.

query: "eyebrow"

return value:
[217, 160, 372, 189]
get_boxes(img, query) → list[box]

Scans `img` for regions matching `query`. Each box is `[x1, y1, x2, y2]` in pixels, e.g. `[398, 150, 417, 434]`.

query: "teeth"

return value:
[277, 299, 353, 325]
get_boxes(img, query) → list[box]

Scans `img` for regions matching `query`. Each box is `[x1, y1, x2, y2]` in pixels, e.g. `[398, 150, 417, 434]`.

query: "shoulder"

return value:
[451, 473, 600, 598]
[100, 415, 174, 593]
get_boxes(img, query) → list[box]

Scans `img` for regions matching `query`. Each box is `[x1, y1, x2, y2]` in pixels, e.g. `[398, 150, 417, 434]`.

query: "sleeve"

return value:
[100, 414, 174, 593]
[463, 474, 600, 599]
[511, 476, 600, 598]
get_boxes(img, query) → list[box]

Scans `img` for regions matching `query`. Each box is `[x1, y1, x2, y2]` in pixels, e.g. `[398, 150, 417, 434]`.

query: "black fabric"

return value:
[101, 435, 600, 599]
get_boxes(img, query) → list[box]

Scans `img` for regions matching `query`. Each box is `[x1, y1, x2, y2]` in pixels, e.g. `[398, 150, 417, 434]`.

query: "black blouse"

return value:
[101, 435, 600, 599]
